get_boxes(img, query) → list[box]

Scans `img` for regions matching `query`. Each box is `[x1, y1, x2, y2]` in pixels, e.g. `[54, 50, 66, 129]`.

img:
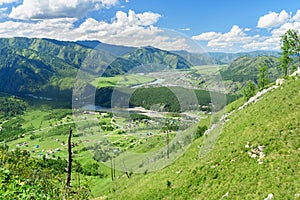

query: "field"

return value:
[96, 77, 300, 199]
[0, 64, 234, 198]
[91, 74, 156, 88]
[1, 96, 211, 197]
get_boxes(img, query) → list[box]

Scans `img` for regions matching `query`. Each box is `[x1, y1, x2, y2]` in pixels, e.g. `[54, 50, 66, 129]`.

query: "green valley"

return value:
[0, 28, 299, 200]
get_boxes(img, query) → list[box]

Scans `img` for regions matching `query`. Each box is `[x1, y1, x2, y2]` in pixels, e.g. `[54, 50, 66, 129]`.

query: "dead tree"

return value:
[66, 127, 73, 188]
[111, 158, 114, 181]
[123, 160, 130, 179]
[167, 130, 169, 159]
[113, 159, 116, 179]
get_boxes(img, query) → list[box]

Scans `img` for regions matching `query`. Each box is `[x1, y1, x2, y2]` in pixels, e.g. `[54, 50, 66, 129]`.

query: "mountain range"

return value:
[0, 37, 283, 98]
[0, 37, 192, 97]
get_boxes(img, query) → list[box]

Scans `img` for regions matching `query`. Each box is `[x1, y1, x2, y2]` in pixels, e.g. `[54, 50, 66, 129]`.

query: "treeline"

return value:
[130, 87, 181, 112]
[95, 86, 238, 112]
[0, 117, 26, 142]
[0, 96, 27, 117]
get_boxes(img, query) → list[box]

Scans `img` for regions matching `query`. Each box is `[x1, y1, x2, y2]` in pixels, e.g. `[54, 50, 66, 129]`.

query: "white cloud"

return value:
[0, 9, 195, 51]
[9, 0, 119, 20]
[75, 10, 192, 51]
[292, 10, 300, 22]
[193, 25, 260, 51]
[242, 37, 281, 51]
[257, 10, 289, 28]
[192, 9, 300, 52]
[0, 7, 8, 18]
[0, 0, 18, 5]
[192, 31, 222, 40]
[0, 18, 78, 40]
[98, 0, 119, 7]
[179, 28, 190, 31]
[271, 22, 300, 37]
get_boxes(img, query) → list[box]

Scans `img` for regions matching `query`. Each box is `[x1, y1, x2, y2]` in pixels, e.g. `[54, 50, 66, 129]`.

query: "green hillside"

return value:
[99, 77, 300, 199]
[0, 38, 94, 97]
[220, 55, 282, 83]
[104, 46, 192, 76]
[0, 38, 193, 97]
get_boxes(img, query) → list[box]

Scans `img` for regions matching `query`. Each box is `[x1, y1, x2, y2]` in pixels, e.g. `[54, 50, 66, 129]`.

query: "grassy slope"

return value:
[91, 74, 155, 88]
[99, 78, 300, 199]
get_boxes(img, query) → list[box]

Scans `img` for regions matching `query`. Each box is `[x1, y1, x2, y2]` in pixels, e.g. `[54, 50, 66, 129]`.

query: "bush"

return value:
[195, 125, 208, 139]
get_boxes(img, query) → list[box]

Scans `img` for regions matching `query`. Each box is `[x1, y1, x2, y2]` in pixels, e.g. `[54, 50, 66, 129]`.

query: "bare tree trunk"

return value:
[167, 131, 169, 159]
[123, 160, 130, 179]
[111, 158, 114, 181]
[113, 159, 116, 179]
[66, 127, 72, 188]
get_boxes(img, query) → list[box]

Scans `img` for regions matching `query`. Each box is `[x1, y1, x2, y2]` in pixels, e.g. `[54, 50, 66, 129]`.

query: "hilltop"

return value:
[99, 77, 300, 199]
[0, 37, 192, 98]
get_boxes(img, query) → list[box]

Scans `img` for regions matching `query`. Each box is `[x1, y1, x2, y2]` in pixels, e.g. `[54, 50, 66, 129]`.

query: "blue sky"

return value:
[0, 0, 299, 52]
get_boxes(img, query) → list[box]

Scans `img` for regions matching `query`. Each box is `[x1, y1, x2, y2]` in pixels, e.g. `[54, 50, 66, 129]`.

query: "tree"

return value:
[258, 64, 269, 89]
[284, 29, 300, 56]
[279, 29, 300, 76]
[195, 125, 208, 139]
[243, 81, 256, 100]
[66, 127, 73, 188]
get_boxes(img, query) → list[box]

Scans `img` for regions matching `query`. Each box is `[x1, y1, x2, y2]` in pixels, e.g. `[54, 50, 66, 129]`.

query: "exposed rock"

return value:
[247, 144, 265, 164]
[264, 193, 274, 200]
[221, 192, 229, 199]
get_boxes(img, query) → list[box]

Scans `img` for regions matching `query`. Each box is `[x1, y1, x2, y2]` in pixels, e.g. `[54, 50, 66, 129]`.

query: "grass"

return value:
[21, 109, 51, 129]
[96, 78, 300, 199]
[191, 65, 222, 74]
[3, 96, 205, 198]
[91, 74, 155, 88]
[4, 70, 298, 199]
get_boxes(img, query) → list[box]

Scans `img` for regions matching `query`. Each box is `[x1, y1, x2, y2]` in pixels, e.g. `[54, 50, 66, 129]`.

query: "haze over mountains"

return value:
[0, 37, 281, 98]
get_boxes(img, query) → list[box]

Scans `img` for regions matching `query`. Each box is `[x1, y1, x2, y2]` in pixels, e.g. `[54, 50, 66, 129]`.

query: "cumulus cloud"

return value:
[98, 0, 119, 7]
[77, 10, 161, 37]
[292, 10, 300, 22]
[192, 9, 300, 52]
[75, 10, 192, 51]
[257, 10, 289, 29]
[9, 0, 119, 20]
[0, 9, 195, 51]
[193, 25, 260, 51]
[192, 31, 221, 40]
[242, 37, 281, 51]
[0, 0, 18, 5]
[271, 22, 300, 37]
[245, 11, 300, 51]
[0, 18, 78, 40]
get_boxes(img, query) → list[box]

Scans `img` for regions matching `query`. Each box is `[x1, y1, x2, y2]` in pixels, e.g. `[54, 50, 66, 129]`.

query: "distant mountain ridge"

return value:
[75, 39, 281, 65]
[76, 40, 135, 56]
[104, 46, 193, 76]
[209, 50, 281, 64]
[0, 37, 193, 97]
[171, 50, 281, 66]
